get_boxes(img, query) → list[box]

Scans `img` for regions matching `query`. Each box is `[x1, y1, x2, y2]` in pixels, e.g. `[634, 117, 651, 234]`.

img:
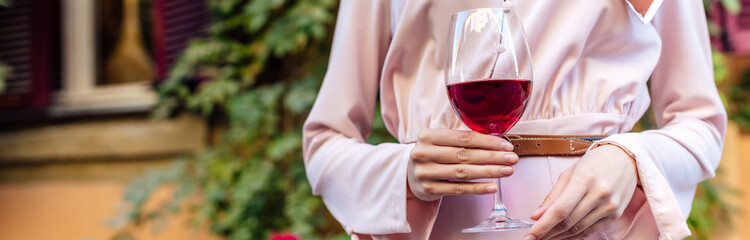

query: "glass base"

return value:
[461, 215, 533, 233]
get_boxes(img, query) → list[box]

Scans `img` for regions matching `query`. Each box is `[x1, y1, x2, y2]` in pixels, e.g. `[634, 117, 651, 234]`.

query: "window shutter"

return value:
[0, 0, 57, 109]
[153, 0, 211, 81]
[712, 0, 750, 54]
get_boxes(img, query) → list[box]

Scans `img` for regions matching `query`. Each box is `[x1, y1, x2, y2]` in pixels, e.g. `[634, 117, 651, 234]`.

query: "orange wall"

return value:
[715, 122, 750, 240]
[0, 181, 214, 240]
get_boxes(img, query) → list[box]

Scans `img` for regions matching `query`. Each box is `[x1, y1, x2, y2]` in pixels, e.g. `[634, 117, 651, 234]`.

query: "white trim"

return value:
[62, 0, 95, 93]
[642, 0, 664, 24]
[56, 0, 157, 116]
[51, 82, 157, 115]
[626, 0, 664, 24]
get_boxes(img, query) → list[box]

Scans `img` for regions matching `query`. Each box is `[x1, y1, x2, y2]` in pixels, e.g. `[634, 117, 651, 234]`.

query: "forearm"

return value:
[304, 130, 415, 234]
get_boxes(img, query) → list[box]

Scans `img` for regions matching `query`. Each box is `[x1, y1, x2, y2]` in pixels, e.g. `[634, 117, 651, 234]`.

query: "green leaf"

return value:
[284, 76, 320, 114]
[721, 0, 742, 15]
[0, 63, 10, 93]
[707, 21, 723, 37]
[713, 52, 729, 84]
[266, 133, 302, 160]
[187, 79, 241, 115]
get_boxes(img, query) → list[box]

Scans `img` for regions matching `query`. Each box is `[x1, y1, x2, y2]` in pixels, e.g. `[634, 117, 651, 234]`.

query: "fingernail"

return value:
[524, 235, 536, 240]
[485, 185, 498, 193]
[501, 142, 513, 151]
[500, 166, 513, 175]
[505, 154, 518, 164]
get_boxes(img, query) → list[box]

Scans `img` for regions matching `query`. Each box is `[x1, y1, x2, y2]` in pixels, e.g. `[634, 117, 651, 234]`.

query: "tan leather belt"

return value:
[504, 135, 608, 156]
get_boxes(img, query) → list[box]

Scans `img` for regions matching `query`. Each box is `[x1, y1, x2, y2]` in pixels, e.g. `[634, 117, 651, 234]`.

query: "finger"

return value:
[525, 183, 587, 240]
[549, 201, 617, 239]
[558, 216, 612, 240]
[532, 169, 572, 220]
[422, 181, 498, 197]
[419, 129, 512, 151]
[426, 145, 518, 165]
[415, 163, 514, 181]
[540, 192, 601, 239]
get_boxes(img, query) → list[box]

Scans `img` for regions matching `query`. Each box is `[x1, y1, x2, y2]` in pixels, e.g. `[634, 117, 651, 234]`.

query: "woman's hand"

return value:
[407, 129, 519, 201]
[524, 144, 639, 240]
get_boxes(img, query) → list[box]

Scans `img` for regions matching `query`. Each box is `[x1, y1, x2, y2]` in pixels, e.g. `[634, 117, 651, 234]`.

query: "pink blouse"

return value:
[303, 0, 726, 239]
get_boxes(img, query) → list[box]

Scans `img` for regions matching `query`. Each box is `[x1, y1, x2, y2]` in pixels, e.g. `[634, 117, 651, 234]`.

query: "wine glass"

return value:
[445, 6, 534, 232]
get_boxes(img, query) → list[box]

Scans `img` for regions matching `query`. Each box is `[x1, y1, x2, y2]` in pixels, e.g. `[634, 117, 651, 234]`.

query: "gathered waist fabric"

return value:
[401, 113, 634, 145]
[509, 113, 633, 135]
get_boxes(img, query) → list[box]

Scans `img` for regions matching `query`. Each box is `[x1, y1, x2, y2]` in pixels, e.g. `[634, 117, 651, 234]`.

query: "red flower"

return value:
[267, 231, 300, 240]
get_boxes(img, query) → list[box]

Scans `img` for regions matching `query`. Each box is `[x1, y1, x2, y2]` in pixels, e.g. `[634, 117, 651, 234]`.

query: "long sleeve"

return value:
[591, 1, 727, 239]
[302, 0, 419, 235]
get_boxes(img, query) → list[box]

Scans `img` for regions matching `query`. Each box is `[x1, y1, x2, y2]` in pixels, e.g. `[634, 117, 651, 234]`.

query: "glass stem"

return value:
[490, 177, 508, 218]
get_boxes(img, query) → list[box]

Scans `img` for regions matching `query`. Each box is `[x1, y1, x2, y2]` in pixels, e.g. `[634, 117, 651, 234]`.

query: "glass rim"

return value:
[446, 6, 533, 84]
[450, 7, 512, 19]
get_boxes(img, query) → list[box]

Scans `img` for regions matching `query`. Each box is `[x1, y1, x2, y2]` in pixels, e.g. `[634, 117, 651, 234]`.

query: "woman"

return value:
[303, 0, 726, 239]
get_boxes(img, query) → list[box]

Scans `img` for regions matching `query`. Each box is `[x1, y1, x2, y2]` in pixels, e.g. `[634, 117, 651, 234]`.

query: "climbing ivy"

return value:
[110, 0, 371, 239]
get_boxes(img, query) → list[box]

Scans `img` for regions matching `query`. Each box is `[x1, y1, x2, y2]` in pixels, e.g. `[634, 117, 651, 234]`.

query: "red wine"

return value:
[447, 79, 531, 136]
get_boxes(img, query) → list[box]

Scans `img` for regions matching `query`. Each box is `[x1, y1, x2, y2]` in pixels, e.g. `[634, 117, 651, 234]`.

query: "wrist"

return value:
[594, 141, 641, 186]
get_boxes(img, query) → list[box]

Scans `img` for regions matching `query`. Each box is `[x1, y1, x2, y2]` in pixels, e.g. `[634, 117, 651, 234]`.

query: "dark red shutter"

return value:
[712, 0, 750, 54]
[0, 0, 57, 109]
[152, 0, 210, 81]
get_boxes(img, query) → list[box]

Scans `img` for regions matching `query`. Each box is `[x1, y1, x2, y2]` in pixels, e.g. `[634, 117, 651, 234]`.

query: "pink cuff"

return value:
[588, 134, 691, 240]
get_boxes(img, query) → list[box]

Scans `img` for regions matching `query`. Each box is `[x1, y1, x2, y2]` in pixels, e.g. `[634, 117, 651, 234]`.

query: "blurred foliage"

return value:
[109, 0, 399, 239]
[687, 178, 740, 240]
[705, 0, 750, 132]
[682, 2, 742, 239]
[0, 63, 8, 93]
[728, 70, 750, 130]
[704, 0, 742, 15]
[0, 0, 9, 93]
